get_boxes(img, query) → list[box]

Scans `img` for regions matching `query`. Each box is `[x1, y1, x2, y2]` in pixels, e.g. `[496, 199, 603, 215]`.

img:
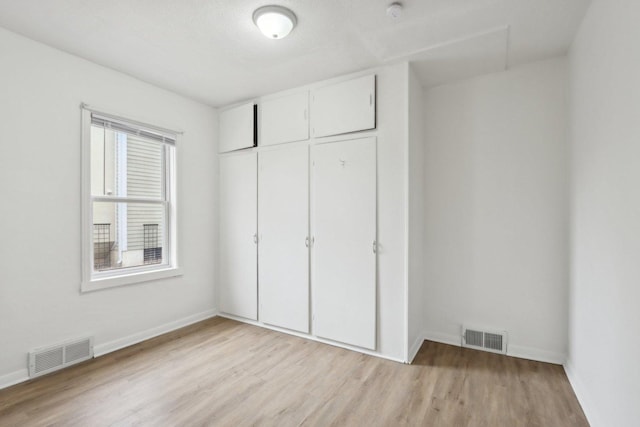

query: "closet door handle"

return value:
[373, 240, 377, 254]
[305, 236, 310, 248]
[253, 233, 258, 244]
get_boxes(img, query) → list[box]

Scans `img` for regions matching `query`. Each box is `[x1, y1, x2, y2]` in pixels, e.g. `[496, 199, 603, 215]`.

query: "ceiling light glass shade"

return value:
[253, 5, 297, 39]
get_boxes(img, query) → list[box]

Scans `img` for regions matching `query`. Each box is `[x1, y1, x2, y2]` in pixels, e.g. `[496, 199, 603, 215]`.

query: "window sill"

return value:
[81, 267, 183, 293]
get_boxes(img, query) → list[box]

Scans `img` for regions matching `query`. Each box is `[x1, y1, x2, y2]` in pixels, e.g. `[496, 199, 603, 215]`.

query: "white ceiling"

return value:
[0, 0, 590, 107]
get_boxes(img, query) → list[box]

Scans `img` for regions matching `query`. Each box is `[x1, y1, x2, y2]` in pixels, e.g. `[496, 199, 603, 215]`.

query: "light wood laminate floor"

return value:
[0, 317, 588, 426]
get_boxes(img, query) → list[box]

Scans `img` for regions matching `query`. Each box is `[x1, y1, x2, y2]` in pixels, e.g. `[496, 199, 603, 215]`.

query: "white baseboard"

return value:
[218, 313, 406, 364]
[424, 331, 566, 366]
[424, 331, 462, 347]
[1, 309, 218, 391]
[94, 309, 218, 357]
[507, 344, 566, 365]
[564, 359, 599, 427]
[407, 334, 424, 364]
[0, 368, 29, 391]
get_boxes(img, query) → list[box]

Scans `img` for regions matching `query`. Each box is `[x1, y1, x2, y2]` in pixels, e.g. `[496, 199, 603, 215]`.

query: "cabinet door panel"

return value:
[258, 146, 309, 332]
[311, 75, 375, 138]
[311, 137, 377, 349]
[219, 152, 257, 320]
[219, 102, 254, 153]
[260, 92, 309, 146]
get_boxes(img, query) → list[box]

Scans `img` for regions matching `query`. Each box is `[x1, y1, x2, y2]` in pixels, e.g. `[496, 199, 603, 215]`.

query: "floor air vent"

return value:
[462, 326, 507, 354]
[29, 337, 93, 378]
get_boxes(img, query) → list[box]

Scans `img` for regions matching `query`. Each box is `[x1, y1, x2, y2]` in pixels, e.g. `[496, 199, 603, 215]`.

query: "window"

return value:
[81, 106, 181, 291]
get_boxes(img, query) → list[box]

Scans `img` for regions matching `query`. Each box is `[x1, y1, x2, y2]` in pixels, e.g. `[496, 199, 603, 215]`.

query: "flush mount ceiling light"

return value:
[386, 2, 403, 19]
[253, 5, 297, 39]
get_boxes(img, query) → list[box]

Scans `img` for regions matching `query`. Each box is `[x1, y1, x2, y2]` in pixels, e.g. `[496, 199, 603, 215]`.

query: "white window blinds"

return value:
[91, 113, 176, 145]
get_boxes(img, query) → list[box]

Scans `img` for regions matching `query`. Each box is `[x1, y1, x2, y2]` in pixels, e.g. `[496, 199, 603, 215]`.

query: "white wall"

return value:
[407, 65, 425, 361]
[422, 58, 569, 363]
[567, 1, 640, 425]
[0, 27, 218, 386]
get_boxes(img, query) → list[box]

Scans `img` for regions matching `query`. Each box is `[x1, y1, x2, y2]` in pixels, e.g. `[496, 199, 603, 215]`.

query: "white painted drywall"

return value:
[374, 63, 409, 361]
[407, 65, 425, 361]
[422, 58, 569, 363]
[567, 1, 640, 425]
[0, 27, 217, 385]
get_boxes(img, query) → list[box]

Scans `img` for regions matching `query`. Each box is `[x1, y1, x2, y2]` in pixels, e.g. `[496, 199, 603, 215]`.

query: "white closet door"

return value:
[219, 102, 255, 153]
[311, 137, 377, 350]
[219, 152, 258, 320]
[258, 145, 309, 333]
[311, 74, 375, 138]
[260, 91, 309, 146]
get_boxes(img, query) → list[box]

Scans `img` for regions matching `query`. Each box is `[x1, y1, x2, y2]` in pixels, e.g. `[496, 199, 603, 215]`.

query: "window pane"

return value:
[90, 125, 164, 199]
[92, 202, 166, 272]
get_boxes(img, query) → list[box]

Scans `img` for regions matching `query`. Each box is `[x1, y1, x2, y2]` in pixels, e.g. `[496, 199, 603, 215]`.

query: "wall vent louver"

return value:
[462, 326, 507, 354]
[29, 337, 94, 378]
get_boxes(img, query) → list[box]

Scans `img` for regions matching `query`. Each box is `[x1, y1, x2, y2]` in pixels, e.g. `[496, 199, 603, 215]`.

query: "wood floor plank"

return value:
[0, 318, 589, 426]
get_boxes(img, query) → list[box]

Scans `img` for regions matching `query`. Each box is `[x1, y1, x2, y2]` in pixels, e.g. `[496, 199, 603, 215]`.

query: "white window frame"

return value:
[81, 105, 182, 292]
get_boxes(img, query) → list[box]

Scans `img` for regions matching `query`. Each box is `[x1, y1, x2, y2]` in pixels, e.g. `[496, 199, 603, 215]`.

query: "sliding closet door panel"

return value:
[311, 75, 376, 138]
[219, 102, 255, 153]
[258, 145, 309, 333]
[219, 152, 258, 320]
[311, 137, 376, 350]
[260, 91, 309, 146]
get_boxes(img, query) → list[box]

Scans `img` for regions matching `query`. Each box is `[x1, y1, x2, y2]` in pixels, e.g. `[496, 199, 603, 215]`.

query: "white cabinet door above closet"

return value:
[219, 152, 258, 320]
[219, 102, 255, 153]
[260, 92, 309, 146]
[258, 146, 309, 333]
[311, 137, 377, 350]
[311, 75, 375, 138]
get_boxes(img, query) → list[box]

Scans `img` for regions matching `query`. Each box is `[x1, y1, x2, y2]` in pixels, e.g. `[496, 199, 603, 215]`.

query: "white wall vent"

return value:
[29, 337, 94, 378]
[462, 326, 507, 354]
